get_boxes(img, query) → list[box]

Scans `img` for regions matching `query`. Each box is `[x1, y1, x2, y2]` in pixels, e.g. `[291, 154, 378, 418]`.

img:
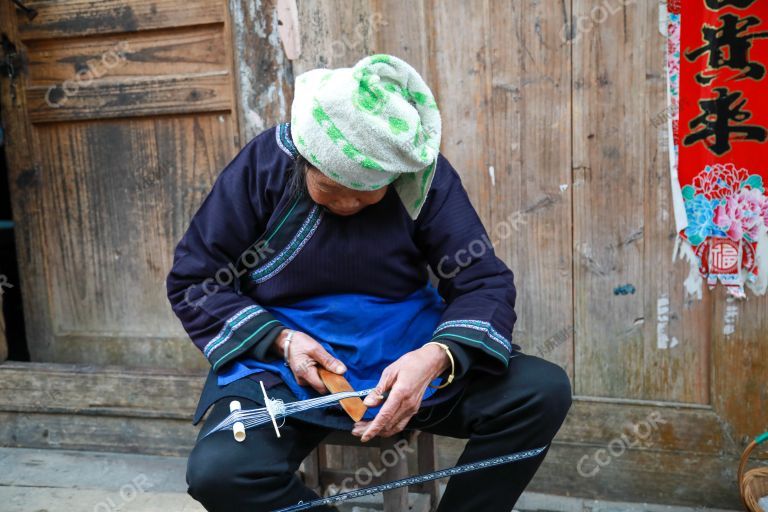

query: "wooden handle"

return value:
[318, 368, 368, 422]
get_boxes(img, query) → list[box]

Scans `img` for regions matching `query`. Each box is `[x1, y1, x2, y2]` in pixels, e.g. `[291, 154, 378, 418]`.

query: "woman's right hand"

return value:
[272, 329, 347, 394]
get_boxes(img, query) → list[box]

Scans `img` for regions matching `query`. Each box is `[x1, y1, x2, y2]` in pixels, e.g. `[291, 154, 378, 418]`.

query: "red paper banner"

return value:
[676, 0, 768, 297]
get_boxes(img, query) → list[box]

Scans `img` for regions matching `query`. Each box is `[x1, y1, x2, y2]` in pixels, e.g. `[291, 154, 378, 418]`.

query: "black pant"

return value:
[186, 353, 572, 512]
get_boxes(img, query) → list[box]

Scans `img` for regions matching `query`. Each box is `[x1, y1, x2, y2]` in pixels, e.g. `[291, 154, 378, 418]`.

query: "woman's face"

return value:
[305, 166, 388, 216]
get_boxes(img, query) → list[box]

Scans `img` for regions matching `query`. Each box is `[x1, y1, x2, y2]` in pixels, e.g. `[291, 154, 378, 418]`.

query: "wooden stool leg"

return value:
[414, 433, 440, 511]
[381, 437, 409, 512]
[301, 448, 321, 496]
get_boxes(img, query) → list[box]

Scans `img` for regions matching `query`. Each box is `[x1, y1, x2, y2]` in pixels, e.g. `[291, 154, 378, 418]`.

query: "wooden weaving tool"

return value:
[318, 368, 367, 422]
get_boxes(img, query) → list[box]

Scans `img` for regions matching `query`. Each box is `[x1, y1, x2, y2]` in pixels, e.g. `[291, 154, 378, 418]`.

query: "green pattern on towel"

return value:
[290, 54, 442, 219]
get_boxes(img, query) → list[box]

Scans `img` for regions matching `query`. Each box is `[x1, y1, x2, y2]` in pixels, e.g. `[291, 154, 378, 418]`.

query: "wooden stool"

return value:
[301, 430, 440, 512]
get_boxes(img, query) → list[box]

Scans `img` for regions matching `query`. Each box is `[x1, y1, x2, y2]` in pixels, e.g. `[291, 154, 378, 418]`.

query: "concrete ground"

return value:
[0, 447, 739, 512]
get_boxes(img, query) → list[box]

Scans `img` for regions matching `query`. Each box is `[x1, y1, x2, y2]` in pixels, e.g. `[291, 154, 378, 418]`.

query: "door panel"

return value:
[571, 0, 712, 404]
[1, 0, 240, 369]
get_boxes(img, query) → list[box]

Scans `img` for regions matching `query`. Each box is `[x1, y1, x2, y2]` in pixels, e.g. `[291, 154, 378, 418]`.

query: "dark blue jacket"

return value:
[166, 123, 519, 425]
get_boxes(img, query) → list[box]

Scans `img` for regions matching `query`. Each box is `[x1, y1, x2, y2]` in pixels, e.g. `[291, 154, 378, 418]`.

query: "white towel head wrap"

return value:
[290, 54, 442, 219]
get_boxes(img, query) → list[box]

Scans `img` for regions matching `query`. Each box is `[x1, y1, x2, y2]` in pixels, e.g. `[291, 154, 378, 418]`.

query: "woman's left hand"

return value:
[352, 344, 450, 442]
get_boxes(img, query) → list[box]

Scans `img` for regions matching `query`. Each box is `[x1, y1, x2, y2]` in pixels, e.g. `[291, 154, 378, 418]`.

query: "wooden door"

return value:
[288, 0, 766, 507]
[0, 0, 242, 369]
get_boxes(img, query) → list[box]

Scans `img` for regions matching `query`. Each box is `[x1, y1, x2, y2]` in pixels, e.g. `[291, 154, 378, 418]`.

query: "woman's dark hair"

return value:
[288, 154, 309, 195]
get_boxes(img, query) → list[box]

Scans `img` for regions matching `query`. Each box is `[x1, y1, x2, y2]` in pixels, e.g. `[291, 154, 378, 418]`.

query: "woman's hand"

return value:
[352, 344, 450, 442]
[272, 329, 347, 394]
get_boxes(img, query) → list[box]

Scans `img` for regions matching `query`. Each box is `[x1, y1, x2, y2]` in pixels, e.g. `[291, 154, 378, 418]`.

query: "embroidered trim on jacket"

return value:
[251, 204, 324, 284]
[434, 319, 513, 352]
[211, 319, 282, 372]
[276, 122, 299, 159]
[203, 305, 266, 357]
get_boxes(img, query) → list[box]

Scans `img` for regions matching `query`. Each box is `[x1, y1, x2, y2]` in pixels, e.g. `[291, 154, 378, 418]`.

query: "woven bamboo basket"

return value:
[740, 432, 768, 512]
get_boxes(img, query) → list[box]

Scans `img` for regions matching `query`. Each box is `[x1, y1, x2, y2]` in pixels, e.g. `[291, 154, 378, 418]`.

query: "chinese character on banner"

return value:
[667, 0, 768, 298]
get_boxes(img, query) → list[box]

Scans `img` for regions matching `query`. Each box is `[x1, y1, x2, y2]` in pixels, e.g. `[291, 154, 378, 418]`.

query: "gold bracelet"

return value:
[424, 341, 455, 389]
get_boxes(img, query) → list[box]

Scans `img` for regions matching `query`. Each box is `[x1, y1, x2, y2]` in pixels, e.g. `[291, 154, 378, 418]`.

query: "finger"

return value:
[291, 358, 314, 386]
[386, 399, 419, 433]
[363, 369, 396, 407]
[390, 415, 414, 437]
[361, 390, 404, 442]
[351, 421, 369, 437]
[379, 411, 414, 438]
[380, 405, 414, 438]
[308, 344, 346, 374]
[302, 365, 329, 394]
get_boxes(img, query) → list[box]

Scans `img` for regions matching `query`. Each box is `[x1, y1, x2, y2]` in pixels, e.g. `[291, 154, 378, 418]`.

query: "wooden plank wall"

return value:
[572, 0, 711, 404]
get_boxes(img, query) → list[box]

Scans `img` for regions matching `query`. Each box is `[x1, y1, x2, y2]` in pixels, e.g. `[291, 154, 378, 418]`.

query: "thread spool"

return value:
[229, 400, 246, 442]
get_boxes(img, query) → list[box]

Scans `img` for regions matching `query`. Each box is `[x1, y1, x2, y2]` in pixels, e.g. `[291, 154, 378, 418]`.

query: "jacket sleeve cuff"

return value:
[247, 324, 285, 362]
[438, 340, 475, 380]
[430, 321, 515, 376]
[203, 306, 285, 373]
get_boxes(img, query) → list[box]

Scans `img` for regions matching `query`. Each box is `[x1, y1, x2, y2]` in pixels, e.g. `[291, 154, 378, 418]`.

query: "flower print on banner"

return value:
[669, 1, 768, 298]
[680, 163, 767, 297]
[683, 193, 727, 246]
[713, 187, 766, 242]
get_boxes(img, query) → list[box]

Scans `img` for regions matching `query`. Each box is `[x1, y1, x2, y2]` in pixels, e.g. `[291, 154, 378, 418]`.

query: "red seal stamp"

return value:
[708, 237, 741, 275]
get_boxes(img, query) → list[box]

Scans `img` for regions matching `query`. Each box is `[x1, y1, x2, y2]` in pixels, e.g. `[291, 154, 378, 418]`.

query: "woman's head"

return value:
[291, 155, 388, 216]
[289, 54, 441, 220]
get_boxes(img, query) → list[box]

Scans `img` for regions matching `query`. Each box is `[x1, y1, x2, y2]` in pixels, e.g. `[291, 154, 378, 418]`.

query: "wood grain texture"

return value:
[711, 288, 768, 448]
[318, 368, 367, 422]
[572, 0, 646, 399]
[572, 0, 710, 403]
[0, 362, 203, 456]
[531, 442, 740, 508]
[228, 0, 295, 143]
[1, 1, 766, 506]
[1, 0, 55, 364]
[16, 0, 225, 39]
[292, 0, 378, 75]
[32, 115, 233, 367]
[24, 25, 235, 123]
[2, 0, 240, 369]
[488, 0, 573, 375]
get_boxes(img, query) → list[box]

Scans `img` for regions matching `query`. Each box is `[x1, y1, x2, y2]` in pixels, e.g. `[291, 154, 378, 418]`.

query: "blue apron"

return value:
[217, 284, 447, 420]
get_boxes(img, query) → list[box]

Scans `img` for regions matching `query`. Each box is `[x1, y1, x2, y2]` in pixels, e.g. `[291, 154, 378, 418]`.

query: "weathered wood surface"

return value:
[1, 0, 241, 369]
[571, 0, 711, 404]
[17, 0, 226, 39]
[228, 0, 294, 143]
[0, 362, 203, 456]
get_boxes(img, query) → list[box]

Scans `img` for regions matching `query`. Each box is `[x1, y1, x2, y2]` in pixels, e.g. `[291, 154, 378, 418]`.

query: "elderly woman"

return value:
[167, 54, 571, 512]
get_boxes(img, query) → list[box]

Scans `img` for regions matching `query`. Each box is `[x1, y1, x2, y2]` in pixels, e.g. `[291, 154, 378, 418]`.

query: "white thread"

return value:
[266, 397, 287, 417]
[205, 388, 377, 440]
